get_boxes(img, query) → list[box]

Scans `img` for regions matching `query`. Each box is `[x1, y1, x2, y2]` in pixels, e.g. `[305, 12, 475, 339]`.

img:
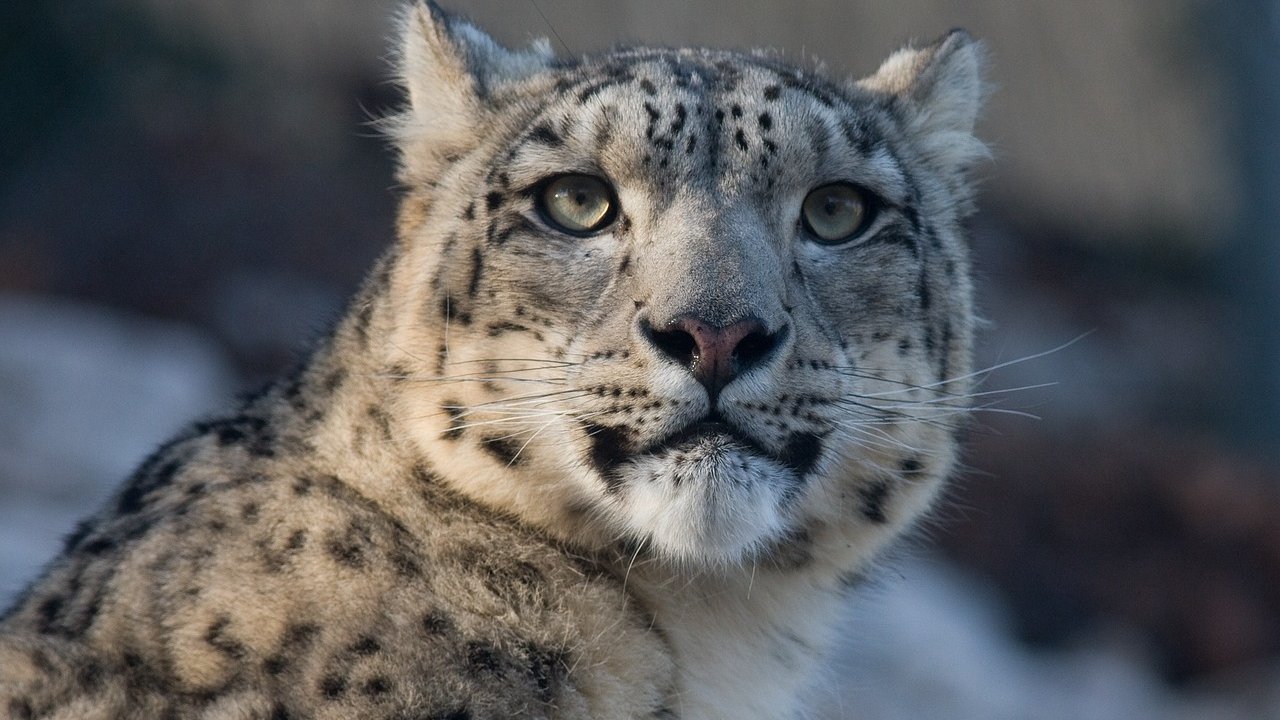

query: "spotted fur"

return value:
[0, 3, 985, 718]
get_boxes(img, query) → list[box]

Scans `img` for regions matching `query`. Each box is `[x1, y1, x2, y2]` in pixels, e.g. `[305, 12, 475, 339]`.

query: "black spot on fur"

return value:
[764, 84, 781, 100]
[367, 405, 393, 442]
[205, 615, 247, 659]
[730, 103, 743, 118]
[776, 432, 824, 477]
[734, 128, 748, 150]
[479, 434, 525, 466]
[36, 595, 63, 632]
[757, 112, 773, 130]
[362, 676, 392, 696]
[522, 643, 570, 701]
[577, 74, 631, 103]
[528, 123, 563, 146]
[583, 422, 631, 491]
[320, 674, 347, 699]
[671, 103, 687, 134]
[466, 642, 504, 675]
[70, 533, 114, 556]
[62, 520, 92, 552]
[116, 456, 182, 515]
[640, 78, 657, 95]
[858, 479, 892, 523]
[462, 201, 475, 220]
[350, 635, 381, 656]
[322, 368, 347, 395]
[8, 698, 34, 720]
[486, 321, 530, 337]
[478, 557, 546, 603]
[440, 296, 472, 326]
[938, 319, 953, 381]
[442, 402, 466, 440]
[423, 610, 455, 636]
[467, 247, 484, 298]
[326, 528, 367, 569]
[900, 457, 924, 478]
[429, 708, 472, 720]
[485, 191, 503, 212]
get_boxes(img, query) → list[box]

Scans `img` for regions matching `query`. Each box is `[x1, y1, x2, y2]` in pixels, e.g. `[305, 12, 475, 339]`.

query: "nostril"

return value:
[641, 319, 699, 367]
[733, 325, 784, 374]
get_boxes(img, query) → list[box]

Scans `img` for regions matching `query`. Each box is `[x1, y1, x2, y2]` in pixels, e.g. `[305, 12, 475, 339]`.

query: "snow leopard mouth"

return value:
[586, 412, 827, 488]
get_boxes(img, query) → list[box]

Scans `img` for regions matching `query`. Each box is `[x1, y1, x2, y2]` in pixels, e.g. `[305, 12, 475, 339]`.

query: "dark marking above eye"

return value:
[528, 124, 563, 147]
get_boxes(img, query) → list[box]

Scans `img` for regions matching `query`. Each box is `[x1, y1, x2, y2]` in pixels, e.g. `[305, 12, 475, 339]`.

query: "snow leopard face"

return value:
[385, 2, 985, 568]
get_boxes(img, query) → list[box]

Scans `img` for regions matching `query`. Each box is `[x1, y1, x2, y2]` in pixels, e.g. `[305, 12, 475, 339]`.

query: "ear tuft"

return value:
[391, 2, 554, 184]
[860, 31, 989, 184]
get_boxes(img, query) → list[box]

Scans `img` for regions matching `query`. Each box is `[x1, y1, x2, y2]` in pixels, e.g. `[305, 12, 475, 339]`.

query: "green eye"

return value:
[538, 174, 617, 235]
[801, 183, 873, 244]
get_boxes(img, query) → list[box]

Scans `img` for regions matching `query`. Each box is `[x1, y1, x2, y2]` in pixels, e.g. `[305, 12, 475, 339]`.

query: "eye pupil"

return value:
[539, 175, 617, 235]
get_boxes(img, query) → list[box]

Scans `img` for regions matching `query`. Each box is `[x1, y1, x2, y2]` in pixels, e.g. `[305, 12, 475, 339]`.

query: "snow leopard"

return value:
[0, 2, 986, 718]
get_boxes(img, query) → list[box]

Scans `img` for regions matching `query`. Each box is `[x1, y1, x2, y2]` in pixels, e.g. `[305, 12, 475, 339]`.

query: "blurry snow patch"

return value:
[812, 557, 1280, 720]
[0, 294, 235, 604]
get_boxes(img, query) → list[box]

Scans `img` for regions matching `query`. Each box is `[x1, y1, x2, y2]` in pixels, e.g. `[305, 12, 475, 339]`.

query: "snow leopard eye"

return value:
[538, 174, 618, 236]
[801, 183, 874, 244]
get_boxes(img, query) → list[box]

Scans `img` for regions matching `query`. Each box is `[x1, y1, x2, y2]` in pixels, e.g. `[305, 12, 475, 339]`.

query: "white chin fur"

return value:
[603, 438, 793, 566]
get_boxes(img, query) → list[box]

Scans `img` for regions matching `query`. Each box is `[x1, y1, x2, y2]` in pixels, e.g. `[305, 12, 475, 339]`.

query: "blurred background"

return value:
[2, 1, 1279, 717]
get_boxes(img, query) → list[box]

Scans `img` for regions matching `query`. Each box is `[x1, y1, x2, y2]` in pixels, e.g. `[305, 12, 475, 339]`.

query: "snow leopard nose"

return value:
[642, 314, 784, 397]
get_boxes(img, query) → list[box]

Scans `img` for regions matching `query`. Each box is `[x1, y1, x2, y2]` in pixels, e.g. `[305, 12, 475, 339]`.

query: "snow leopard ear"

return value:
[393, 1, 554, 182]
[858, 30, 988, 182]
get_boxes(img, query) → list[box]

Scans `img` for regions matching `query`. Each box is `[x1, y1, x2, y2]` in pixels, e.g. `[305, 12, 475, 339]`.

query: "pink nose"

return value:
[642, 314, 782, 397]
